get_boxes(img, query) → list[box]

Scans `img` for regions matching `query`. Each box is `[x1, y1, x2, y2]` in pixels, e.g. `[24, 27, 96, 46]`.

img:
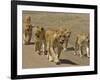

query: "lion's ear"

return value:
[41, 27, 44, 31]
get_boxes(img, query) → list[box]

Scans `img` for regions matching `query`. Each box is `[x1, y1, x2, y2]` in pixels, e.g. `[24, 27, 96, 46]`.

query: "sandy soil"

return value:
[22, 11, 89, 69]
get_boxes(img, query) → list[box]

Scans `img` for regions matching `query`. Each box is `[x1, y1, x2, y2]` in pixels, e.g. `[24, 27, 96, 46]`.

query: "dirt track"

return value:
[22, 11, 89, 69]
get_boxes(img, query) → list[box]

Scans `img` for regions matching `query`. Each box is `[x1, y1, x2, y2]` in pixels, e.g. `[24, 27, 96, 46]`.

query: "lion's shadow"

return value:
[29, 42, 35, 45]
[24, 42, 35, 45]
[60, 59, 78, 65]
[67, 47, 75, 51]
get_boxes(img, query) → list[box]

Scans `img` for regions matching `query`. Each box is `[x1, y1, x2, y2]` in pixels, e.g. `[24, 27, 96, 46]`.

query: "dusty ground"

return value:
[22, 11, 90, 69]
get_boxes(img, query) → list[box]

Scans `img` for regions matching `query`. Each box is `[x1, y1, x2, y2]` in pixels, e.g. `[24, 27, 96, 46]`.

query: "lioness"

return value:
[74, 33, 89, 58]
[61, 28, 71, 51]
[23, 16, 34, 45]
[34, 26, 47, 55]
[45, 29, 67, 64]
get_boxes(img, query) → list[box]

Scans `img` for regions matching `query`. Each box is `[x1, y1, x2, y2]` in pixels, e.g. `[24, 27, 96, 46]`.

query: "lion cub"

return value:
[74, 33, 89, 58]
[34, 26, 47, 55]
[23, 16, 34, 45]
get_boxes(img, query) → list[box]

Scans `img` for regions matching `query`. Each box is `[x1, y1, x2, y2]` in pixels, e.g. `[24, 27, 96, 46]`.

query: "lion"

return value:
[74, 33, 90, 58]
[45, 29, 67, 64]
[60, 28, 71, 51]
[34, 26, 47, 55]
[23, 16, 34, 45]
